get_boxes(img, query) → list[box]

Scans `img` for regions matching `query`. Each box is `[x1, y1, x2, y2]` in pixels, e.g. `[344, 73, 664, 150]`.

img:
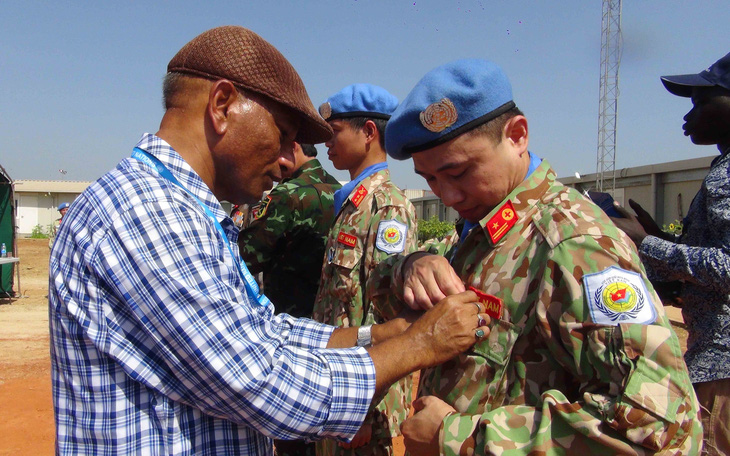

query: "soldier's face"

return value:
[413, 130, 526, 223]
[323, 120, 367, 172]
[683, 86, 730, 146]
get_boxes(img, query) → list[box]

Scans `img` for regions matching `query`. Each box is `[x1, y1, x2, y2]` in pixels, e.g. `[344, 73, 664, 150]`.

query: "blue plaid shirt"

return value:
[640, 148, 730, 384]
[49, 134, 375, 455]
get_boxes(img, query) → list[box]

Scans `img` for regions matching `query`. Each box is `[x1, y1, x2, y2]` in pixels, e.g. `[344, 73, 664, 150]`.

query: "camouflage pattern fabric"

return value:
[239, 159, 341, 317]
[313, 168, 417, 456]
[49, 218, 62, 249]
[368, 161, 703, 455]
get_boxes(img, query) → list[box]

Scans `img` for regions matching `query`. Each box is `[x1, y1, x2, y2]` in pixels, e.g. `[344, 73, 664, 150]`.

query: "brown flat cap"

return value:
[168, 26, 332, 144]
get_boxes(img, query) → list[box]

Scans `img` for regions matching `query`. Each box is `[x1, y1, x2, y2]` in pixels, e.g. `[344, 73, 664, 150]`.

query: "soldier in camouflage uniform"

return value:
[239, 143, 341, 320]
[313, 84, 418, 456]
[368, 59, 703, 455]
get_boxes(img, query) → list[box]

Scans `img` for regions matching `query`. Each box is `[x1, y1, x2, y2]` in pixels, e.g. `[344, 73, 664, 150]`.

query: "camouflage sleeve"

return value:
[237, 189, 293, 274]
[440, 234, 702, 455]
[367, 232, 457, 321]
[359, 203, 419, 435]
[363, 202, 426, 321]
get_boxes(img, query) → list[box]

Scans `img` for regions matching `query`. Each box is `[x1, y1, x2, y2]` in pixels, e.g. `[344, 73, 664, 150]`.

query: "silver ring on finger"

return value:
[473, 302, 481, 315]
[475, 328, 485, 338]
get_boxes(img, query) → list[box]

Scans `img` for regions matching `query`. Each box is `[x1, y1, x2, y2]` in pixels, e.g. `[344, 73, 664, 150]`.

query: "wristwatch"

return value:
[356, 325, 372, 347]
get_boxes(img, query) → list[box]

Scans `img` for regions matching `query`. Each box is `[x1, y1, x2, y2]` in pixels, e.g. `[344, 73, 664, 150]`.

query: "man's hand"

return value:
[339, 422, 371, 449]
[367, 290, 491, 395]
[402, 253, 465, 311]
[610, 199, 665, 247]
[402, 290, 491, 367]
[401, 396, 456, 456]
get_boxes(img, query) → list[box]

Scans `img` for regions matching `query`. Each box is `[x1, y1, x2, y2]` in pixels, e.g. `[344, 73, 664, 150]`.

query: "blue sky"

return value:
[2, 1, 729, 190]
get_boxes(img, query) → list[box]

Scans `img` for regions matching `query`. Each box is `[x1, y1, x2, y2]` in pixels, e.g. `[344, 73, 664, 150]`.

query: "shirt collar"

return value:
[333, 161, 388, 213]
[285, 158, 323, 182]
[133, 133, 228, 224]
[469, 159, 554, 246]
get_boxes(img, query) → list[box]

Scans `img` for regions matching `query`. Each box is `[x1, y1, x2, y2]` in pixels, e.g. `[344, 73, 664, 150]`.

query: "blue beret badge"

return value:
[319, 102, 332, 120]
[420, 98, 458, 132]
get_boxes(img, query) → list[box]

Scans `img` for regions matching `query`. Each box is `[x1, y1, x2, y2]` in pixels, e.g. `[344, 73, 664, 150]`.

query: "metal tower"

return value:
[596, 0, 622, 192]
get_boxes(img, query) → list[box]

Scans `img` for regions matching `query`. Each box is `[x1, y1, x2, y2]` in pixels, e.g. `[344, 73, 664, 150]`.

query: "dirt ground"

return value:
[0, 238, 55, 455]
[0, 238, 688, 455]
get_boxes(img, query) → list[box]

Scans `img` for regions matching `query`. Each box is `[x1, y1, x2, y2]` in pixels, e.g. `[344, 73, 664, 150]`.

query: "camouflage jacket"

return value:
[239, 159, 341, 317]
[49, 217, 62, 249]
[368, 161, 702, 455]
[313, 168, 418, 453]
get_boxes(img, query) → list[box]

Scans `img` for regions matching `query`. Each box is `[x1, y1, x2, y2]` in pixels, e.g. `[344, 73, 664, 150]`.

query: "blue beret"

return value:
[385, 59, 515, 160]
[319, 84, 398, 121]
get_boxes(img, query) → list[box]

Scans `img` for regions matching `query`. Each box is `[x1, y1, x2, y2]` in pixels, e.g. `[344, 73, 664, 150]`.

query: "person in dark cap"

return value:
[47, 27, 494, 456]
[611, 51, 730, 456]
[312, 84, 418, 456]
[366, 59, 702, 455]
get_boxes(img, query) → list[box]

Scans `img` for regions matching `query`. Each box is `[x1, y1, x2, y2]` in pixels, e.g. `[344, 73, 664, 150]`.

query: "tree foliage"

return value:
[418, 216, 454, 244]
[30, 224, 49, 239]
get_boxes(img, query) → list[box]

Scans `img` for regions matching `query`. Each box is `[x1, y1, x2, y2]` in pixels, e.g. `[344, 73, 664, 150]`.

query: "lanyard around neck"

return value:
[132, 148, 270, 307]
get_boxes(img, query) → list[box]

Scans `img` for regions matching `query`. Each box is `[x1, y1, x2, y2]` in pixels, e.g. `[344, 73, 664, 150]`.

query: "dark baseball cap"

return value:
[661, 52, 730, 97]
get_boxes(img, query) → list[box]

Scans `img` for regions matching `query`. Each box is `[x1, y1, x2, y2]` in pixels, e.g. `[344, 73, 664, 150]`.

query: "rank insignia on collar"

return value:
[420, 98, 458, 132]
[350, 185, 368, 208]
[468, 286, 503, 319]
[486, 200, 517, 244]
[319, 102, 332, 120]
[337, 231, 358, 247]
[253, 195, 272, 220]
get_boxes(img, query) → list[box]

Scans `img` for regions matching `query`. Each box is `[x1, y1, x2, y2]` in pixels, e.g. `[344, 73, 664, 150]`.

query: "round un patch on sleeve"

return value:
[376, 220, 407, 254]
[582, 266, 657, 326]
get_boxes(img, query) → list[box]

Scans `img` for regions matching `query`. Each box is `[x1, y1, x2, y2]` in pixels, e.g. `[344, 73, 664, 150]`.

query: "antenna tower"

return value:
[596, 0, 622, 192]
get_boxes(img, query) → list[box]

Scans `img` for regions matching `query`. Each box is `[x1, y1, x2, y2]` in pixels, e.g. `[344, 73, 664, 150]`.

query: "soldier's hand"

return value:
[402, 253, 465, 310]
[401, 396, 456, 456]
[404, 290, 490, 366]
[339, 422, 371, 449]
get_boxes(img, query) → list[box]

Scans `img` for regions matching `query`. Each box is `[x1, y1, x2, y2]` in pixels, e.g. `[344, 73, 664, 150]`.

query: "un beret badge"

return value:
[419, 98, 458, 132]
[319, 102, 332, 120]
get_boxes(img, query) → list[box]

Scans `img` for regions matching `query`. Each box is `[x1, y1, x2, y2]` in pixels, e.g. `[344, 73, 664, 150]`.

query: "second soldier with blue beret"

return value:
[312, 84, 418, 456]
[367, 59, 702, 454]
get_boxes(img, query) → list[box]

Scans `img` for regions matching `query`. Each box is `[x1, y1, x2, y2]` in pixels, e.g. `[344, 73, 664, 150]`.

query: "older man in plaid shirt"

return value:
[48, 26, 493, 455]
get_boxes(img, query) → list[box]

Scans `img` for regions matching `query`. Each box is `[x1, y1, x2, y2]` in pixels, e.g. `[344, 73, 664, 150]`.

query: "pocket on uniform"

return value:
[472, 318, 523, 365]
[330, 244, 362, 271]
[440, 318, 522, 412]
[621, 356, 681, 424]
[326, 244, 364, 305]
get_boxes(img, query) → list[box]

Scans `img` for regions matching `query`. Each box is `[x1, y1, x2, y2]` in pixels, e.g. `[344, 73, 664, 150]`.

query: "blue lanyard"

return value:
[132, 148, 270, 307]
